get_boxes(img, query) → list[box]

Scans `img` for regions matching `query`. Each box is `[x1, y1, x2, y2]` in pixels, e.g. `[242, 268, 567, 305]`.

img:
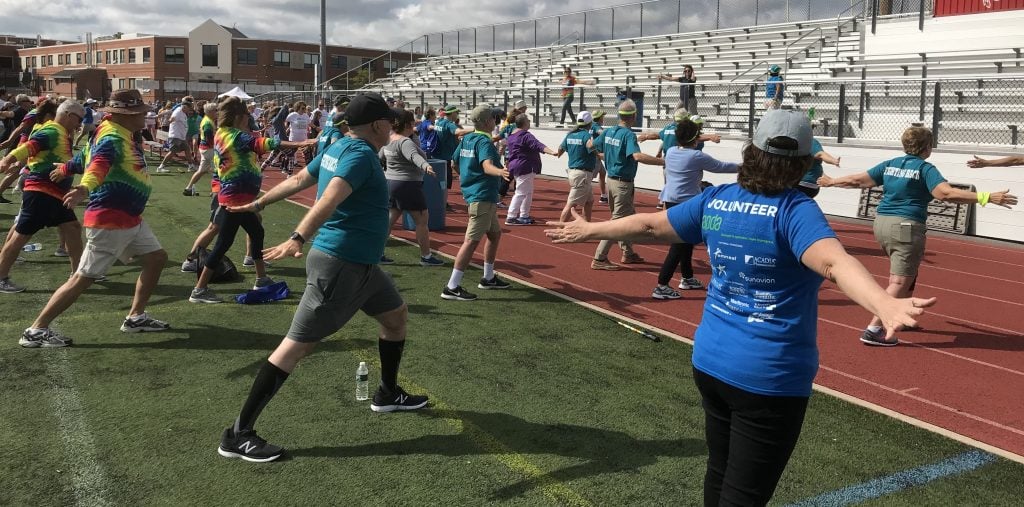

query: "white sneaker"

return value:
[679, 277, 704, 290]
[20, 327, 72, 348]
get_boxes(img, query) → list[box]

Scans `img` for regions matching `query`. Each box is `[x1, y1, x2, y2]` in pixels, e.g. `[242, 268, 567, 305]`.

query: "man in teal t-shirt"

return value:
[587, 99, 665, 270]
[215, 93, 429, 464]
[441, 105, 511, 302]
[434, 105, 470, 195]
[556, 111, 598, 222]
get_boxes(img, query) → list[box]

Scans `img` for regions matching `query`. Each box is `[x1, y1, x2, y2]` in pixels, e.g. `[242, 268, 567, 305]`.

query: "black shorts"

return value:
[388, 180, 427, 211]
[14, 191, 77, 235]
[209, 194, 220, 223]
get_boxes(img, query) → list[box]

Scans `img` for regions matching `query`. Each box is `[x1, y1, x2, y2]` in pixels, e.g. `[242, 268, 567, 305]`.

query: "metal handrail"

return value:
[783, 26, 823, 74]
[511, 31, 581, 88]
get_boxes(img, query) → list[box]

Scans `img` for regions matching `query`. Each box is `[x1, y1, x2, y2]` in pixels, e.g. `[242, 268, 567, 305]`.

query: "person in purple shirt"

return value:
[503, 114, 559, 225]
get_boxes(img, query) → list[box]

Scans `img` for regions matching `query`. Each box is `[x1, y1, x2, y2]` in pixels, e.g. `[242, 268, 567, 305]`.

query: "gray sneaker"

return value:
[20, 327, 73, 348]
[54, 247, 69, 257]
[652, 285, 682, 300]
[679, 277, 704, 290]
[253, 276, 275, 290]
[180, 259, 197, 273]
[860, 328, 898, 347]
[189, 287, 223, 304]
[242, 256, 271, 268]
[0, 277, 25, 293]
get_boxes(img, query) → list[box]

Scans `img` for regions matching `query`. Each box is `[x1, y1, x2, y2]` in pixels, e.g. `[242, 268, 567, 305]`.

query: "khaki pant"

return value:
[594, 178, 636, 260]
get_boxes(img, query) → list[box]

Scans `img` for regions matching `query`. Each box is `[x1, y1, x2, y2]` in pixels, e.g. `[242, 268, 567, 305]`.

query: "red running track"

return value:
[262, 171, 1024, 460]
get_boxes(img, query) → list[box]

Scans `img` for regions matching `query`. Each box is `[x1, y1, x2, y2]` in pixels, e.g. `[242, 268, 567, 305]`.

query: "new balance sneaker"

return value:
[20, 327, 72, 348]
[217, 427, 284, 463]
[505, 217, 522, 226]
[189, 287, 223, 304]
[120, 313, 170, 333]
[253, 276, 275, 289]
[860, 328, 898, 347]
[0, 277, 25, 293]
[379, 255, 395, 265]
[517, 216, 536, 225]
[478, 276, 511, 290]
[652, 285, 682, 300]
[441, 285, 477, 301]
[591, 259, 620, 271]
[370, 385, 429, 413]
[419, 255, 444, 267]
[53, 247, 69, 257]
[181, 259, 197, 273]
[678, 277, 704, 290]
[241, 256, 271, 268]
[621, 252, 645, 264]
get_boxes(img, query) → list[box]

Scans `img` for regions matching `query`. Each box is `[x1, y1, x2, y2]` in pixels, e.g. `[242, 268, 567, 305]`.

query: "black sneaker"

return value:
[119, 313, 170, 333]
[217, 427, 284, 463]
[379, 255, 395, 265]
[370, 385, 429, 413]
[441, 285, 477, 301]
[478, 276, 511, 290]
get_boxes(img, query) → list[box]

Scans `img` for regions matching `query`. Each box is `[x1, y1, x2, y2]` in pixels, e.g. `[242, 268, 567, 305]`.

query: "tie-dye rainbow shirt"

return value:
[213, 127, 278, 206]
[198, 115, 216, 151]
[66, 119, 152, 229]
[8, 120, 73, 200]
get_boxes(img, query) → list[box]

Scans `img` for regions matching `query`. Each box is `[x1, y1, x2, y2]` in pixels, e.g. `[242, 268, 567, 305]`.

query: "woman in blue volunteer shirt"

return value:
[818, 126, 1016, 346]
[653, 118, 739, 300]
[545, 109, 937, 506]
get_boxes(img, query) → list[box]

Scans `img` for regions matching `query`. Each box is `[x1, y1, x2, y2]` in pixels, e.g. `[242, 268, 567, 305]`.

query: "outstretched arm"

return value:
[818, 171, 875, 189]
[931, 183, 1017, 208]
[545, 208, 679, 244]
[968, 155, 1024, 168]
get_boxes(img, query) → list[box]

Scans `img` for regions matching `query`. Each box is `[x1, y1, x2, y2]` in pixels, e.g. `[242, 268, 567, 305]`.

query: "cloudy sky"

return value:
[0, 0, 846, 53]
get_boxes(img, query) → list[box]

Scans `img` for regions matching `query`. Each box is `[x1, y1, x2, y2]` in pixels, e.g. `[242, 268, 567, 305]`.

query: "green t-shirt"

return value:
[435, 118, 460, 161]
[594, 125, 642, 180]
[457, 131, 503, 203]
[866, 154, 947, 223]
[305, 137, 390, 264]
[559, 129, 596, 170]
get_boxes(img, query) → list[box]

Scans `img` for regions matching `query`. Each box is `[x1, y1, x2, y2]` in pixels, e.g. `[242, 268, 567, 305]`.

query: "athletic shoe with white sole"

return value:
[217, 428, 283, 463]
[370, 385, 429, 413]
[441, 285, 477, 301]
[0, 277, 25, 293]
[678, 277, 704, 290]
[181, 259, 197, 273]
[20, 327, 73, 348]
[253, 276, 275, 290]
[189, 287, 223, 304]
[652, 285, 682, 300]
[120, 313, 170, 333]
[478, 276, 511, 290]
[53, 247, 69, 257]
[860, 328, 898, 347]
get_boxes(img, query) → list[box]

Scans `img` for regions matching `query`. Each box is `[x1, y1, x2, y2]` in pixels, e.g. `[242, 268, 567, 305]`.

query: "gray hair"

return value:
[618, 99, 637, 116]
[14, 94, 30, 104]
[204, 102, 218, 116]
[56, 100, 85, 119]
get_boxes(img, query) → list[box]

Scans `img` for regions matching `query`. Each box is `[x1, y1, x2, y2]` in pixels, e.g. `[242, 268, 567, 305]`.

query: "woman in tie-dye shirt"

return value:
[189, 97, 314, 304]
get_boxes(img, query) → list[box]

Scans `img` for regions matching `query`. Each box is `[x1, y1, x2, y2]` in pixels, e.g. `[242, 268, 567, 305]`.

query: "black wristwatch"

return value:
[289, 232, 306, 244]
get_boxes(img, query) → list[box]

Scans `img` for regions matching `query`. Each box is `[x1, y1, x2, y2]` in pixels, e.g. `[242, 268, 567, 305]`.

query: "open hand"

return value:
[262, 239, 304, 261]
[226, 202, 258, 213]
[816, 175, 835, 188]
[990, 189, 1018, 209]
[50, 165, 67, 182]
[62, 186, 88, 209]
[879, 296, 937, 340]
[544, 208, 591, 244]
[966, 155, 988, 168]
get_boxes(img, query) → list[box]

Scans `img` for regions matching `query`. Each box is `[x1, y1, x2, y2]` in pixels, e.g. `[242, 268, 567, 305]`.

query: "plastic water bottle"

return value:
[22, 243, 42, 252]
[355, 362, 369, 401]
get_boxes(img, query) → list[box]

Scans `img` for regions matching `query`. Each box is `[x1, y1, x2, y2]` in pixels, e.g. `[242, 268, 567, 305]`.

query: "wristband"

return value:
[977, 191, 990, 207]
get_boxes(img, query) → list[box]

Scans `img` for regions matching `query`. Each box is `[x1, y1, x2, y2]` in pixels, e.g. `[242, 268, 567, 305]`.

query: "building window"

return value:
[128, 78, 136, 88]
[303, 53, 319, 69]
[236, 48, 257, 65]
[202, 44, 218, 67]
[142, 47, 151, 63]
[165, 46, 185, 64]
[385, 60, 400, 72]
[95, 51, 102, 64]
[273, 50, 290, 67]
[65, 53, 71, 65]
[76, 53, 83, 64]
[105, 50, 112, 64]
[31, 56, 37, 68]
[128, 48, 136, 63]
[118, 49, 125, 63]
[330, 54, 347, 70]
[362, 57, 373, 67]
[57, 54, 63, 65]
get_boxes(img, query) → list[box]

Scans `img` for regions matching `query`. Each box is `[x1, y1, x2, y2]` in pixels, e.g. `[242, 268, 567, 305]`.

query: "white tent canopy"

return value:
[217, 86, 252, 100]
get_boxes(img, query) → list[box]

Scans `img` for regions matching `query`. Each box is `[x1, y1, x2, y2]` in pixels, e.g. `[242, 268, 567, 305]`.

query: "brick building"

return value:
[15, 19, 418, 102]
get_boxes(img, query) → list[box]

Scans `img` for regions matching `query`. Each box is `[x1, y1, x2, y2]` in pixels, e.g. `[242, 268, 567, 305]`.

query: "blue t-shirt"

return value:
[416, 119, 438, 156]
[660, 147, 739, 204]
[559, 129, 597, 170]
[866, 155, 947, 223]
[457, 131, 503, 203]
[766, 76, 785, 101]
[435, 118, 460, 161]
[799, 138, 825, 187]
[305, 137, 389, 265]
[668, 183, 837, 397]
[83, 106, 95, 125]
[594, 125, 641, 180]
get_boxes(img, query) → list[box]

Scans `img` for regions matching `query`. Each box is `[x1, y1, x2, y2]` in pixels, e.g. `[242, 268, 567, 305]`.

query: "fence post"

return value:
[837, 84, 847, 143]
[748, 85, 756, 138]
[472, 90, 477, 109]
[420, 92, 425, 113]
[503, 90, 509, 112]
[640, 4, 644, 38]
[677, 0, 682, 33]
[871, 0, 878, 34]
[656, 80, 662, 117]
[534, 91, 541, 127]
[578, 88, 586, 113]
[919, 0, 926, 32]
[612, 9, 615, 40]
[858, 68, 866, 129]
[443, 91, 447, 107]
[716, 0, 721, 30]
[919, 70, 927, 121]
[931, 81, 941, 147]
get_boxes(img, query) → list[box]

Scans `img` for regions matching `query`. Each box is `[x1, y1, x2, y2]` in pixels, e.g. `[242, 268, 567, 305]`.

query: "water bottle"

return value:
[807, 107, 816, 121]
[355, 362, 369, 401]
[22, 243, 42, 252]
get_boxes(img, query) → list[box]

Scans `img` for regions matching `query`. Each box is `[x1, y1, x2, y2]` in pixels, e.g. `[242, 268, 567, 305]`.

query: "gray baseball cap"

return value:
[752, 109, 812, 157]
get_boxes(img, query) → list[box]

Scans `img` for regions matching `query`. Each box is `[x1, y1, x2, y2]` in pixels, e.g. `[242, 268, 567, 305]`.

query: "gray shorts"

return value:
[286, 248, 404, 343]
[167, 137, 189, 153]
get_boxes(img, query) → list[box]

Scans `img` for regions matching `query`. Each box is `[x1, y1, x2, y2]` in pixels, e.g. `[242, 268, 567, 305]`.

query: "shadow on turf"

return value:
[290, 409, 704, 500]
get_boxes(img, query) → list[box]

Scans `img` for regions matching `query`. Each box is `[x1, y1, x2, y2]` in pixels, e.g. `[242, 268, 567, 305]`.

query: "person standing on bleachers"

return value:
[765, 65, 785, 109]
[658, 65, 699, 114]
[559, 67, 596, 126]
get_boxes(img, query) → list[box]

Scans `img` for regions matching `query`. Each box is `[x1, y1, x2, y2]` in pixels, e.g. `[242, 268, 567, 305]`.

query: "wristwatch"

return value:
[289, 232, 306, 244]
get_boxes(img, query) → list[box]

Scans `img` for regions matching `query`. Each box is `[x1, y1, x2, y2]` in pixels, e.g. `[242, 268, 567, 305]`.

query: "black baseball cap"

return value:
[344, 93, 397, 126]
[334, 95, 350, 107]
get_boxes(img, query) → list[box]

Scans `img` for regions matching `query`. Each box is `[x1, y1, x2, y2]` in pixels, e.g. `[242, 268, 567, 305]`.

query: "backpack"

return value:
[193, 246, 241, 283]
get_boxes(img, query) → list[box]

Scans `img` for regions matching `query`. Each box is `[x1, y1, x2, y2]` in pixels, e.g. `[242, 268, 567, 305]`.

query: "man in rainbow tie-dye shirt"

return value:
[21, 90, 171, 348]
[0, 100, 85, 295]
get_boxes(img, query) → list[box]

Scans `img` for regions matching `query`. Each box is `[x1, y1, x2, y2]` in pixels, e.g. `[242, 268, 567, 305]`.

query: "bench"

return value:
[857, 182, 976, 235]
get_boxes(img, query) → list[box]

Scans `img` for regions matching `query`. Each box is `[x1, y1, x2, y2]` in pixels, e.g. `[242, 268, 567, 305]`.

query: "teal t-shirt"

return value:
[800, 138, 825, 186]
[559, 129, 596, 170]
[590, 123, 603, 139]
[660, 122, 678, 154]
[594, 125, 641, 180]
[316, 125, 344, 155]
[305, 137, 390, 264]
[457, 131, 503, 203]
[866, 154, 947, 223]
[435, 118, 460, 161]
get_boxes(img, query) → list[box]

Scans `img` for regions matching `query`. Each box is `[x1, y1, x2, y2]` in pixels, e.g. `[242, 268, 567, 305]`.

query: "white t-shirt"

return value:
[286, 112, 310, 142]
[145, 111, 156, 128]
[168, 108, 189, 140]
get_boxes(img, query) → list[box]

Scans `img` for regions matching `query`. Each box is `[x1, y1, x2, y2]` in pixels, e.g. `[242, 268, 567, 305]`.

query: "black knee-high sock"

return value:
[378, 339, 405, 392]
[234, 360, 289, 433]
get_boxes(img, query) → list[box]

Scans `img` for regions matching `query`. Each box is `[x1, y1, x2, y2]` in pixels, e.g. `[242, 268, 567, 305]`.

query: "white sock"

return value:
[867, 325, 882, 333]
[447, 269, 464, 290]
[483, 263, 495, 280]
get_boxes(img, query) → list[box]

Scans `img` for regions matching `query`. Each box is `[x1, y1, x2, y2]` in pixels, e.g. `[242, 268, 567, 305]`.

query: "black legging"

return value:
[560, 95, 575, 124]
[694, 368, 809, 507]
[206, 209, 264, 270]
[657, 202, 694, 285]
